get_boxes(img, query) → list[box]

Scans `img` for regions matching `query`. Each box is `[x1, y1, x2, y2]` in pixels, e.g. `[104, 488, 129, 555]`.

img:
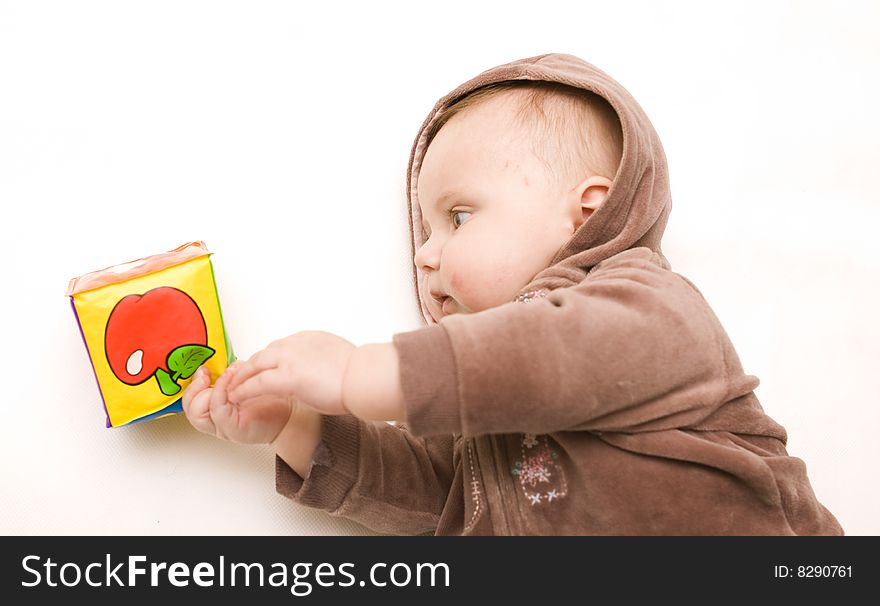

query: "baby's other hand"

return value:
[181, 361, 293, 445]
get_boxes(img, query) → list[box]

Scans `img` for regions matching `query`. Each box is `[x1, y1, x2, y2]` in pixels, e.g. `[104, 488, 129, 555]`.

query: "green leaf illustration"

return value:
[155, 367, 181, 396]
[167, 344, 216, 382]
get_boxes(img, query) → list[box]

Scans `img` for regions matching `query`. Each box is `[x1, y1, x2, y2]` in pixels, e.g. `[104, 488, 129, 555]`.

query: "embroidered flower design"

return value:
[510, 433, 569, 506]
[513, 289, 549, 304]
[512, 450, 553, 486]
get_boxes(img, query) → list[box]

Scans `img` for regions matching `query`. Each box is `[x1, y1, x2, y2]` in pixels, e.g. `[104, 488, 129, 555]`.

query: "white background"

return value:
[1, 0, 877, 535]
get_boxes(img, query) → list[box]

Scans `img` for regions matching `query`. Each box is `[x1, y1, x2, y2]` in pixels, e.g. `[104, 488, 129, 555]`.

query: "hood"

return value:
[405, 53, 672, 325]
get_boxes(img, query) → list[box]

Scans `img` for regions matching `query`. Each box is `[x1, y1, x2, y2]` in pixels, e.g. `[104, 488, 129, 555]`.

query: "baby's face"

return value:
[416, 94, 586, 322]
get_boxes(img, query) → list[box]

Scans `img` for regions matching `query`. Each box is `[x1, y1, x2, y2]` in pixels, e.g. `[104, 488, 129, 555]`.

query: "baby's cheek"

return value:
[448, 269, 479, 310]
[451, 267, 508, 312]
[448, 270, 475, 308]
[450, 271, 463, 292]
[445, 242, 517, 311]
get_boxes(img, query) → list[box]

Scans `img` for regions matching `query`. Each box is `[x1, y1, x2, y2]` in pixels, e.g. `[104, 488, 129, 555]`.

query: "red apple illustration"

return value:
[104, 286, 215, 396]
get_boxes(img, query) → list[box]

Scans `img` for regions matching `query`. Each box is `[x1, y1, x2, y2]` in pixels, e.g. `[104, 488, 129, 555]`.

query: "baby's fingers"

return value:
[183, 368, 217, 435]
[208, 363, 241, 440]
[226, 349, 277, 393]
[228, 371, 289, 404]
[182, 365, 210, 413]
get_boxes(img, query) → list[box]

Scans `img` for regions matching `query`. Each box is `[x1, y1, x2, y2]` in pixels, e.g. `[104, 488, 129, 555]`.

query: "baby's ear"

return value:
[573, 175, 613, 228]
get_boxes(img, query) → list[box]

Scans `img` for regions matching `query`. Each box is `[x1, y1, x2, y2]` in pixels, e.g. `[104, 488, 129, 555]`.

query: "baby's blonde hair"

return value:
[425, 81, 623, 195]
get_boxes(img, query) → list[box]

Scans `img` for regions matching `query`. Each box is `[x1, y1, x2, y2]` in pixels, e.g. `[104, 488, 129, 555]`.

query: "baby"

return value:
[182, 53, 843, 535]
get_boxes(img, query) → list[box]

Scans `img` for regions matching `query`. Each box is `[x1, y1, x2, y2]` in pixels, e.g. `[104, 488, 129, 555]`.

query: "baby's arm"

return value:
[184, 332, 454, 535]
[268, 340, 409, 479]
[340, 342, 406, 423]
[223, 332, 405, 423]
[269, 402, 322, 479]
[392, 248, 743, 438]
[184, 333, 408, 477]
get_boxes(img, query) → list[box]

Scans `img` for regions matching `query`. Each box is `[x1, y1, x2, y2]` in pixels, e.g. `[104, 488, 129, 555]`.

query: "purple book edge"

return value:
[70, 297, 113, 428]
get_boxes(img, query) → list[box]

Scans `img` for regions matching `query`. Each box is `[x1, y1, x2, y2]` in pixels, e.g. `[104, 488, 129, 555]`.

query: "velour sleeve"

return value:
[392, 248, 749, 438]
[275, 414, 456, 536]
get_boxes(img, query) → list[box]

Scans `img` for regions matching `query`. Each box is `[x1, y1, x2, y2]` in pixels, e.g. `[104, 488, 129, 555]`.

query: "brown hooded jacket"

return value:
[275, 53, 843, 535]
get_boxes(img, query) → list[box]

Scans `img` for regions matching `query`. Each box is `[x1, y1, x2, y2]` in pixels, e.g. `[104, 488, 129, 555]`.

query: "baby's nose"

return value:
[414, 238, 440, 271]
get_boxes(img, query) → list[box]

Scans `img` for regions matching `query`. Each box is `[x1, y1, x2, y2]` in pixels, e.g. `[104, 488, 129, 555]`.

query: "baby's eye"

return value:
[451, 210, 471, 229]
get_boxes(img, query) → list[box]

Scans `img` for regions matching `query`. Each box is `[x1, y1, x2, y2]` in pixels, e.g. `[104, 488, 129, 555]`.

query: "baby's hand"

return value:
[225, 331, 356, 417]
[181, 361, 294, 444]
